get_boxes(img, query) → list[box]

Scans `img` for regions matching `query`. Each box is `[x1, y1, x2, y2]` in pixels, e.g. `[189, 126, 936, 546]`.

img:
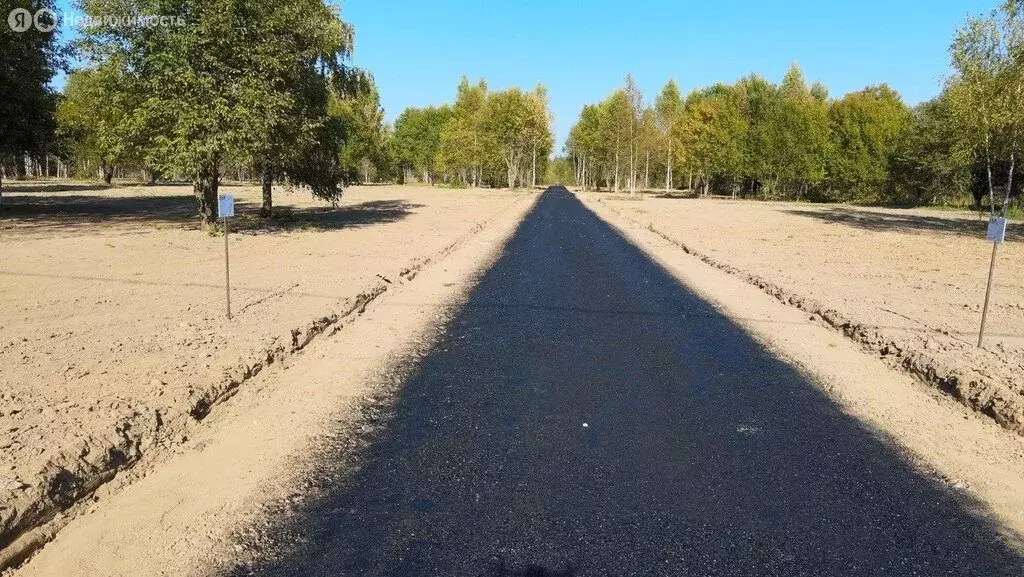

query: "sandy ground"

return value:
[591, 194, 1024, 433]
[0, 182, 530, 565]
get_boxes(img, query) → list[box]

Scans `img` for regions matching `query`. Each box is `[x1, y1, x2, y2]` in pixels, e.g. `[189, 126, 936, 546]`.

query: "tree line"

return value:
[566, 69, 943, 204]
[389, 78, 554, 189]
[566, 1, 1024, 213]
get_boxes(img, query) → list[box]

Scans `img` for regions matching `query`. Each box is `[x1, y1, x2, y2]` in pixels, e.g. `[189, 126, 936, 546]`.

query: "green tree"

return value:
[526, 84, 554, 188]
[80, 0, 356, 228]
[333, 80, 387, 185]
[890, 92, 971, 204]
[654, 79, 683, 191]
[623, 75, 644, 195]
[0, 0, 64, 204]
[678, 87, 746, 196]
[948, 4, 1024, 214]
[827, 85, 912, 201]
[254, 7, 366, 217]
[772, 64, 830, 198]
[56, 69, 139, 184]
[545, 156, 576, 185]
[733, 73, 780, 195]
[391, 105, 452, 184]
[438, 77, 488, 186]
[601, 90, 632, 192]
[481, 87, 552, 189]
[566, 104, 602, 190]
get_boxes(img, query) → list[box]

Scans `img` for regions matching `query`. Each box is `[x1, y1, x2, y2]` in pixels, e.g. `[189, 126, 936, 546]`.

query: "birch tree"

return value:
[624, 75, 644, 196]
[948, 4, 1024, 215]
[654, 80, 683, 192]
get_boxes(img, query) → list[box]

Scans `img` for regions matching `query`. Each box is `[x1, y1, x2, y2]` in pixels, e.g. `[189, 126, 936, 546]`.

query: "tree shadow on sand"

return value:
[1, 193, 422, 237]
[1, 193, 198, 235]
[1, 182, 115, 194]
[782, 207, 1022, 240]
[232, 200, 424, 235]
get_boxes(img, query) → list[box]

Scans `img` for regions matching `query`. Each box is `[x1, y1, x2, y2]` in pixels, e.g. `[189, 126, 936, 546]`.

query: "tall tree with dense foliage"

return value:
[654, 79, 683, 191]
[527, 84, 555, 188]
[566, 104, 602, 190]
[827, 85, 912, 201]
[438, 77, 488, 186]
[623, 75, 645, 195]
[732, 73, 779, 194]
[482, 88, 538, 189]
[602, 90, 632, 192]
[56, 69, 139, 184]
[947, 2, 1024, 214]
[332, 81, 388, 185]
[79, 0, 357, 228]
[391, 106, 452, 184]
[0, 0, 64, 203]
[891, 92, 971, 204]
[771, 65, 830, 198]
[678, 86, 745, 195]
[253, 8, 367, 217]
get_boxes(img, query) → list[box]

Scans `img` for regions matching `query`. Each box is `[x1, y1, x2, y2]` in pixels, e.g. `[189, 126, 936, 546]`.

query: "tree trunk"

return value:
[645, 150, 650, 190]
[1004, 151, 1016, 216]
[194, 165, 219, 230]
[666, 144, 672, 192]
[506, 152, 518, 189]
[532, 142, 537, 188]
[614, 150, 620, 193]
[629, 142, 636, 196]
[984, 137, 996, 215]
[260, 165, 273, 217]
[101, 162, 114, 185]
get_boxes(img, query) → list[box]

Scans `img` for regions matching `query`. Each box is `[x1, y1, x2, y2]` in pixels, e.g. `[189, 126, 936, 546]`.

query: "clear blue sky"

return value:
[343, 0, 993, 151]
[56, 0, 996, 151]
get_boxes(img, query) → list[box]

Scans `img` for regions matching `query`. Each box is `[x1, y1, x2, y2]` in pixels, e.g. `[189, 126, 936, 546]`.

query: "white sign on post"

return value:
[986, 216, 1007, 244]
[218, 194, 234, 320]
[979, 216, 1009, 347]
[218, 194, 235, 218]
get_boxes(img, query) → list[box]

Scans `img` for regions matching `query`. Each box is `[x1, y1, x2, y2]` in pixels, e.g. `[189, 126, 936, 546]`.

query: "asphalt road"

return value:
[245, 187, 1024, 576]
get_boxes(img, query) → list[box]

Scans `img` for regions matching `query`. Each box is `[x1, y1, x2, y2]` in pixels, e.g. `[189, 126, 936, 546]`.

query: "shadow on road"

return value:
[231, 188, 1024, 576]
[782, 206, 1022, 240]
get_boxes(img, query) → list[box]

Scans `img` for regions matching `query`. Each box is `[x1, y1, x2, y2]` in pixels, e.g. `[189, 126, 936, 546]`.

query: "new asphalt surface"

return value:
[244, 187, 1024, 576]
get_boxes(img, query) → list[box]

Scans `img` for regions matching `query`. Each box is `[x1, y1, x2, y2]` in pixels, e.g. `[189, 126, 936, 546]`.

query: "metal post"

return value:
[977, 241, 999, 347]
[224, 216, 232, 320]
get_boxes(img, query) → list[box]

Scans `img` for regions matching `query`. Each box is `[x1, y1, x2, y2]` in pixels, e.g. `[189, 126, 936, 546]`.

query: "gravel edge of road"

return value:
[588, 194, 1024, 438]
[0, 193, 535, 572]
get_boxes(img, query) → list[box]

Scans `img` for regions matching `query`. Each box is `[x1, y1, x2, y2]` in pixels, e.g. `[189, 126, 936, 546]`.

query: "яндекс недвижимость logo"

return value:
[7, 7, 185, 32]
